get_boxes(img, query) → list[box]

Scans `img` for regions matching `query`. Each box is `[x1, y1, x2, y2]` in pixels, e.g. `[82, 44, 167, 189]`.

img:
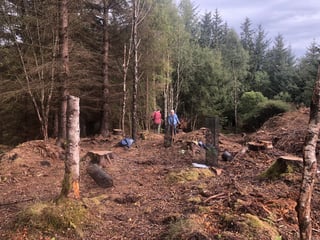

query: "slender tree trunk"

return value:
[121, 42, 132, 134]
[146, 75, 150, 130]
[57, 0, 69, 146]
[164, 80, 168, 129]
[131, 0, 138, 140]
[53, 110, 59, 138]
[130, 0, 150, 139]
[60, 95, 80, 199]
[12, 7, 58, 143]
[232, 62, 238, 133]
[100, 0, 110, 137]
[297, 63, 320, 240]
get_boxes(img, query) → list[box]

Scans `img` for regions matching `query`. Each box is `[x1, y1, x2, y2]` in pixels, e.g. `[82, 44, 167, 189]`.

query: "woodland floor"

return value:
[1, 108, 320, 240]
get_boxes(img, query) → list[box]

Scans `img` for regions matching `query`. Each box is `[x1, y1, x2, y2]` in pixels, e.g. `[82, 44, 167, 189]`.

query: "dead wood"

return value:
[0, 198, 34, 207]
[87, 164, 113, 188]
[203, 192, 226, 203]
[248, 141, 272, 151]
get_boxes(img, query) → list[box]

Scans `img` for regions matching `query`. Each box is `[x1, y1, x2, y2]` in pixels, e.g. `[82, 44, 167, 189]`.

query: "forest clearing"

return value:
[0, 108, 319, 240]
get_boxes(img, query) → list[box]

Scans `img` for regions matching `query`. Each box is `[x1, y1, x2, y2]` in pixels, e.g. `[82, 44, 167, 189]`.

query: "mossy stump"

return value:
[260, 155, 303, 179]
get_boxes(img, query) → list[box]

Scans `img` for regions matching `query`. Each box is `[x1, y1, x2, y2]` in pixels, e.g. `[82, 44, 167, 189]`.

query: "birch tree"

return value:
[297, 60, 320, 240]
[130, 0, 150, 140]
[60, 95, 80, 199]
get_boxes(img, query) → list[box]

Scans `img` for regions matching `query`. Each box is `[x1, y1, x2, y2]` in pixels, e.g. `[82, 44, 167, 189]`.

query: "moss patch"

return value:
[166, 168, 214, 184]
[219, 213, 281, 240]
[13, 199, 89, 239]
[164, 214, 209, 239]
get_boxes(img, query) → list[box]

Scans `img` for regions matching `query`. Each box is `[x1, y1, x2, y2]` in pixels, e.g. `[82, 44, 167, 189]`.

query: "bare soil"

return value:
[1, 108, 320, 240]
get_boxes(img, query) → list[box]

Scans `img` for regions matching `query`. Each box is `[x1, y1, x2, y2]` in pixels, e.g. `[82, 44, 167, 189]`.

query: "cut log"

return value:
[248, 141, 273, 151]
[260, 140, 273, 149]
[260, 155, 303, 179]
[87, 164, 113, 188]
[248, 141, 266, 151]
[82, 150, 113, 167]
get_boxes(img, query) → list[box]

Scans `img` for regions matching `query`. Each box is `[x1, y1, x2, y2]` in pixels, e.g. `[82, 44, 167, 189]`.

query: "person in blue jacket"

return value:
[168, 109, 180, 136]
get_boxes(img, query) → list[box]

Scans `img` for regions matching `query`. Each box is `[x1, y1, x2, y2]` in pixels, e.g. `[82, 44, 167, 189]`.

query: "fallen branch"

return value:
[0, 197, 34, 207]
[203, 192, 226, 203]
[312, 228, 320, 233]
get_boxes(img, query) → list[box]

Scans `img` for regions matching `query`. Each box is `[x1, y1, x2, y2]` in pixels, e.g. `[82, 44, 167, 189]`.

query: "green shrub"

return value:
[241, 100, 291, 132]
[239, 91, 267, 115]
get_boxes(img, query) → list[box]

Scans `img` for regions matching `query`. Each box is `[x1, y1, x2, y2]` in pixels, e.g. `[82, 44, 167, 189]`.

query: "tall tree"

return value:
[297, 60, 320, 240]
[100, 0, 111, 137]
[57, 0, 70, 145]
[240, 17, 255, 89]
[131, 0, 150, 140]
[1, 0, 59, 142]
[222, 29, 249, 131]
[240, 17, 254, 53]
[297, 41, 320, 105]
[264, 34, 297, 100]
[178, 0, 198, 40]
[251, 24, 270, 93]
[198, 12, 212, 48]
[211, 9, 225, 49]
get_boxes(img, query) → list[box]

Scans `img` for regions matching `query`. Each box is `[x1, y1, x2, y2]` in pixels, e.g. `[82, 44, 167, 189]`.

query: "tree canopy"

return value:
[0, 0, 319, 144]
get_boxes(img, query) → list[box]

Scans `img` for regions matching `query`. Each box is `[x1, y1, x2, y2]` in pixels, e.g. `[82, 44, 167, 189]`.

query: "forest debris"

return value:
[210, 166, 222, 176]
[248, 141, 266, 151]
[203, 192, 226, 203]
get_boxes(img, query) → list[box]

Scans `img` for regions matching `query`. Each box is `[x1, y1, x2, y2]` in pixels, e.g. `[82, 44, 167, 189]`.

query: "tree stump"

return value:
[82, 150, 113, 168]
[113, 129, 123, 135]
[260, 155, 303, 179]
[87, 164, 113, 188]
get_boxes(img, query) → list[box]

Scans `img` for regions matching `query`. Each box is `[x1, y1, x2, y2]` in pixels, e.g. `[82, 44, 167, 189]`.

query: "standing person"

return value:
[168, 109, 180, 137]
[151, 109, 162, 134]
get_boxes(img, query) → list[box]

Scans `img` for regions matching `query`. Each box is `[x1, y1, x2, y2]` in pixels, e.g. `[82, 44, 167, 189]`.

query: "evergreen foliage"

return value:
[0, 0, 319, 144]
[242, 99, 291, 132]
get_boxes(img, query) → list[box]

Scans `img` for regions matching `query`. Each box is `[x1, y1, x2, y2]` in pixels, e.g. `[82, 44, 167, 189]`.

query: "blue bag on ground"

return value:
[120, 138, 134, 148]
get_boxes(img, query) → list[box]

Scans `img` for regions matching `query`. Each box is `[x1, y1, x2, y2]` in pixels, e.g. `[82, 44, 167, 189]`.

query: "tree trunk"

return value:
[297, 62, 320, 240]
[57, 0, 69, 146]
[100, 0, 110, 138]
[131, 0, 138, 140]
[60, 95, 80, 199]
[121, 42, 131, 134]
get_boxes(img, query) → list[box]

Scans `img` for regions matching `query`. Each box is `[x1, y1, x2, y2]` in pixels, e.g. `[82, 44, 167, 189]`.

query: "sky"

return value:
[190, 0, 320, 58]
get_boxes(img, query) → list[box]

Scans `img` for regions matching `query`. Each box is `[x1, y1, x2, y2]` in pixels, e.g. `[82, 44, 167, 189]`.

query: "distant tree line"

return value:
[0, 0, 319, 145]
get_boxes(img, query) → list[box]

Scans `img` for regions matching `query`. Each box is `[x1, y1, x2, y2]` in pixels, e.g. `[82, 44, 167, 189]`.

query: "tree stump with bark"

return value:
[82, 150, 113, 168]
[260, 155, 303, 179]
[87, 164, 113, 188]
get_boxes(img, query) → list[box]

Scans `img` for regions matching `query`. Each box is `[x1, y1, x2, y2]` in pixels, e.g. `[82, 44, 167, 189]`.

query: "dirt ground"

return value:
[1, 108, 320, 240]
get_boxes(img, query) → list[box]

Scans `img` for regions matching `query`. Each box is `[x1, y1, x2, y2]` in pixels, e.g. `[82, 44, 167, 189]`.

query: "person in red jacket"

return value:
[151, 109, 162, 134]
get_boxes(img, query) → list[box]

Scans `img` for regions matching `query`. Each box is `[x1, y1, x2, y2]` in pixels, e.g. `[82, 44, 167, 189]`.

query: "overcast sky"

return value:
[191, 0, 320, 58]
